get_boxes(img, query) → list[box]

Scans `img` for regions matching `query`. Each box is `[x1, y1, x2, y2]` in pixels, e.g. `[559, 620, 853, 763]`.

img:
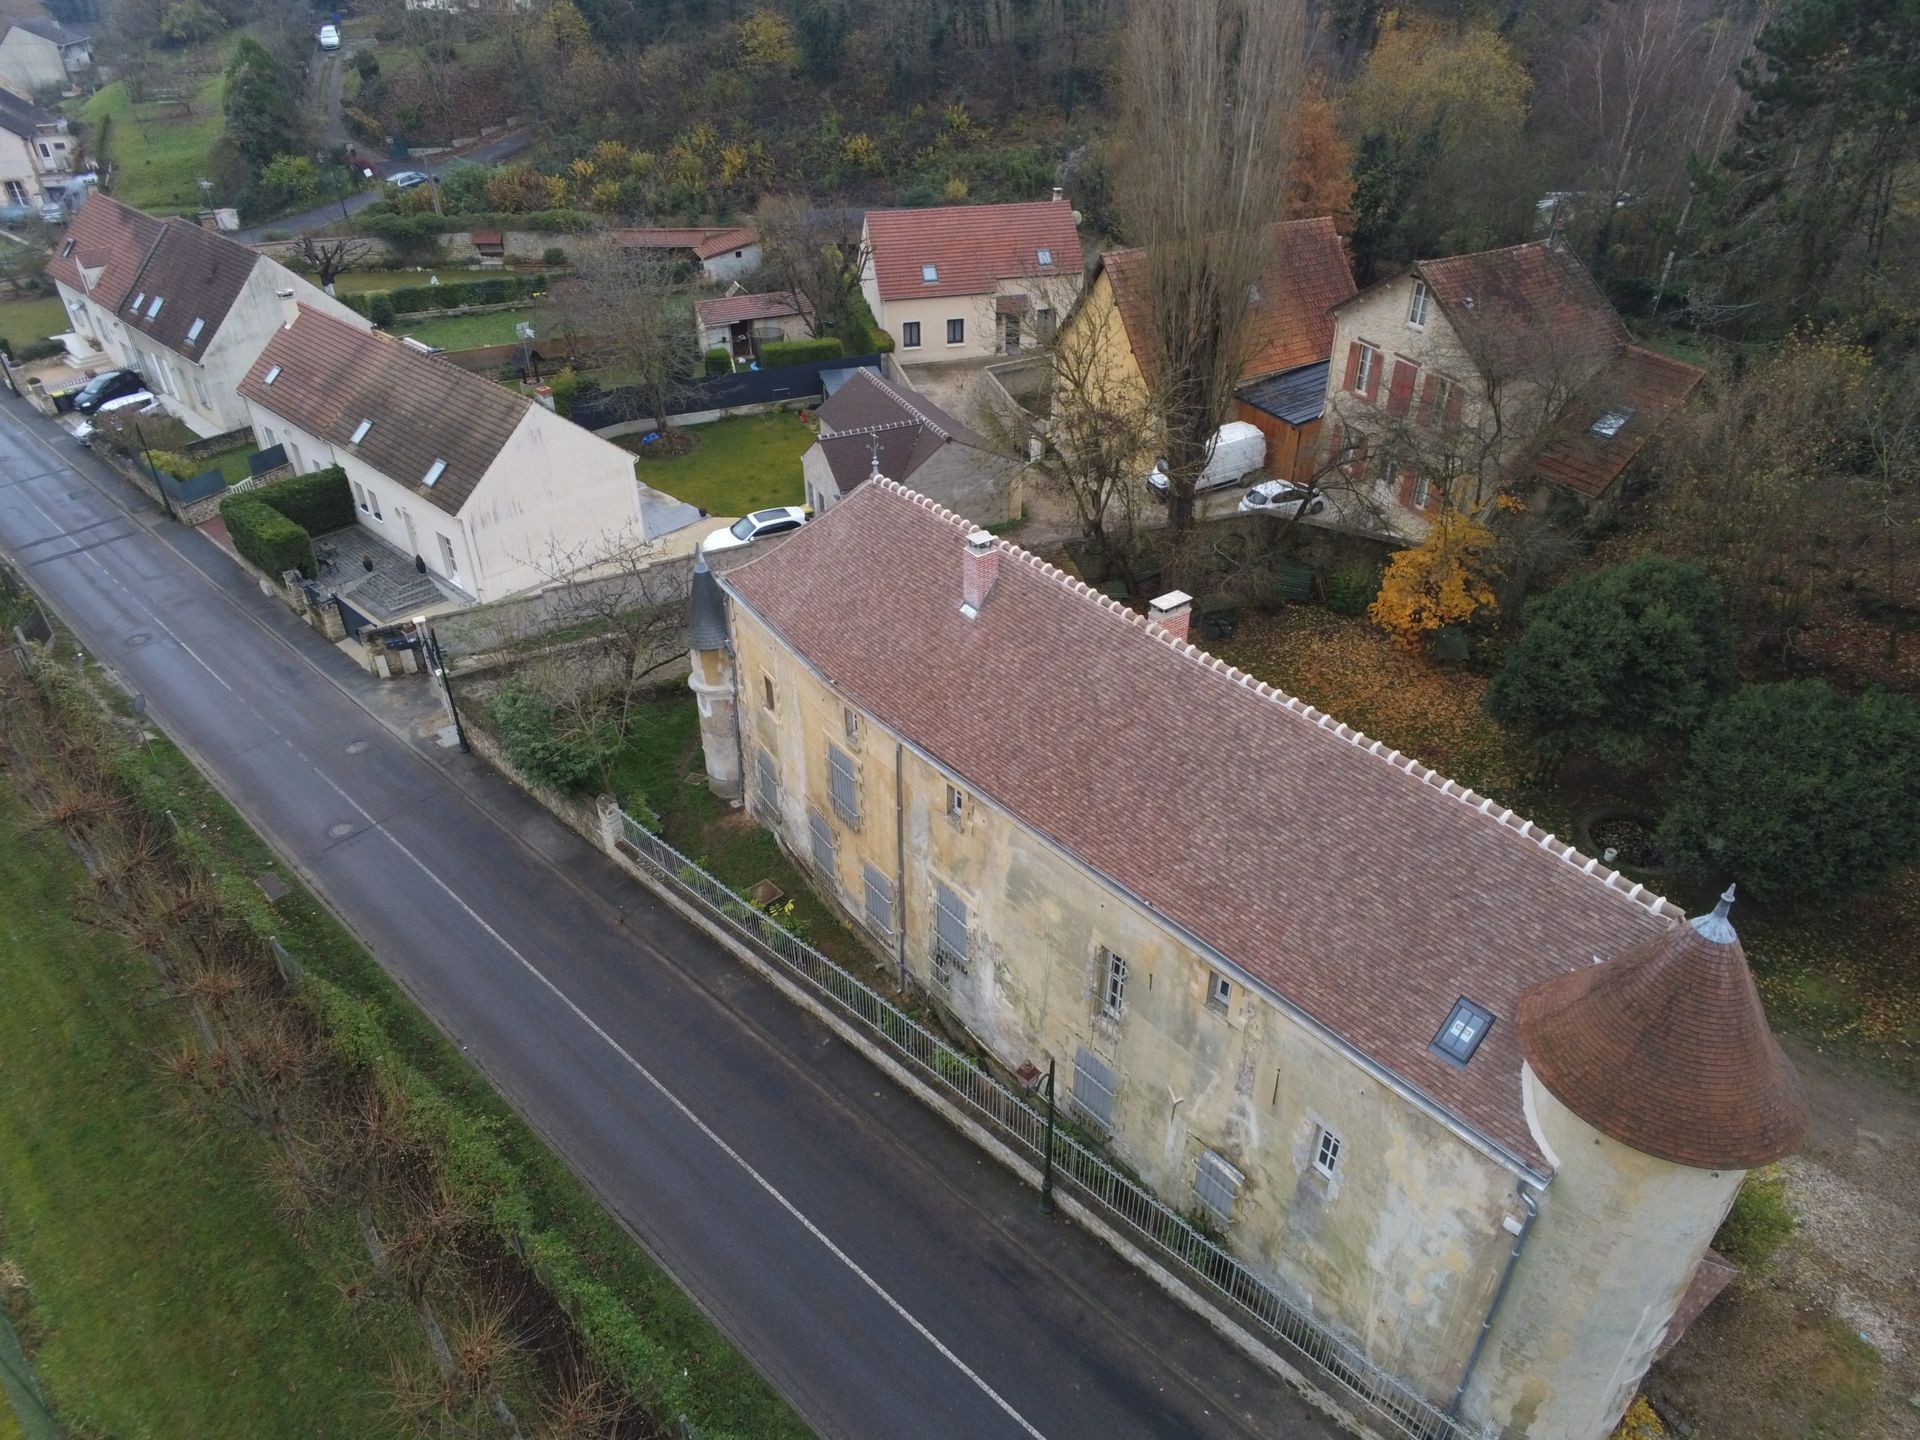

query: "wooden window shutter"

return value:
[1418, 373, 1439, 426]
[1363, 349, 1382, 402]
[1350, 431, 1369, 475]
[1387, 359, 1416, 417]
[1445, 384, 1465, 430]
[1343, 340, 1362, 393]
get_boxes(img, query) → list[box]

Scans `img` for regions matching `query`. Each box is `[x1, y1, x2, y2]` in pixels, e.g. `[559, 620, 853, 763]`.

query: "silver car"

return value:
[1238, 479, 1327, 517]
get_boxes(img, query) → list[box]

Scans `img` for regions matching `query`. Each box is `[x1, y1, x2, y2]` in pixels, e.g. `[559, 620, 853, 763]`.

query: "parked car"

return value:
[1144, 421, 1268, 501]
[317, 23, 341, 49]
[388, 170, 431, 190]
[700, 506, 811, 554]
[71, 368, 146, 414]
[0, 200, 65, 226]
[1238, 479, 1327, 517]
[73, 391, 158, 446]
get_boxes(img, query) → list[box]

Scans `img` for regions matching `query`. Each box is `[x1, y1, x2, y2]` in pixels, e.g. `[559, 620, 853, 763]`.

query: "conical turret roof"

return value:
[687, 553, 730, 652]
[1518, 888, 1808, 1170]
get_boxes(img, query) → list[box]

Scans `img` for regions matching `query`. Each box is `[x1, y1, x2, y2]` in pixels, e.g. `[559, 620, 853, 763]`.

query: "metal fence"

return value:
[572, 353, 882, 431]
[612, 808, 1482, 1440]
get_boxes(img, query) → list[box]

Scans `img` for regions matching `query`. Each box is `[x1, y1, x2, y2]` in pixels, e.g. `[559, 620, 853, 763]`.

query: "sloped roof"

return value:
[724, 480, 1681, 1170]
[239, 306, 533, 517]
[0, 87, 56, 137]
[1527, 346, 1704, 498]
[864, 199, 1083, 301]
[45, 192, 164, 309]
[612, 226, 757, 260]
[694, 227, 756, 259]
[1238, 359, 1332, 426]
[695, 289, 812, 330]
[112, 217, 258, 359]
[1520, 891, 1807, 1168]
[1414, 240, 1629, 373]
[9, 16, 88, 45]
[810, 368, 992, 496]
[1104, 217, 1357, 387]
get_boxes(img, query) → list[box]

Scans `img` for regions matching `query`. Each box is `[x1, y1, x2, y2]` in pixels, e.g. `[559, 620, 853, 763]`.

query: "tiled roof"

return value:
[724, 481, 1683, 1169]
[1238, 359, 1332, 426]
[45, 192, 163, 309]
[1104, 217, 1356, 386]
[0, 87, 57, 137]
[1527, 346, 1704, 498]
[1415, 240, 1629, 372]
[238, 305, 533, 517]
[612, 227, 757, 259]
[1520, 896, 1807, 1168]
[864, 199, 1083, 301]
[693, 227, 756, 260]
[694, 289, 812, 329]
[112, 217, 257, 360]
[10, 16, 88, 44]
[810, 369, 988, 496]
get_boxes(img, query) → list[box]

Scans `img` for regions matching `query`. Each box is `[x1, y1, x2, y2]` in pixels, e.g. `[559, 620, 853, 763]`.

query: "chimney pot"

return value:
[961, 529, 1000, 617]
[1051, 185, 1065, 204]
[1149, 589, 1193, 642]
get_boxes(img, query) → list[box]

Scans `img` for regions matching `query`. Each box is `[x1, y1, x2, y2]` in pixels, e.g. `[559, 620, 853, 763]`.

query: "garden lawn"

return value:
[0, 783, 417, 1440]
[329, 267, 513, 294]
[623, 411, 812, 516]
[78, 71, 226, 216]
[0, 294, 70, 351]
[397, 306, 532, 350]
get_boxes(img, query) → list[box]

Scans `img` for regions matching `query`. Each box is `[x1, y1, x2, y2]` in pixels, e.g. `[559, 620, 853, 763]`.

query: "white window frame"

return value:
[945, 317, 965, 347]
[1206, 972, 1231, 1012]
[1411, 474, 1432, 510]
[1313, 1125, 1342, 1178]
[843, 706, 860, 745]
[1406, 279, 1430, 329]
[1100, 948, 1127, 1018]
[901, 320, 921, 349]
[1428, 373, 1456, 427]
[437, 532, 459, 581]
[1194, 1149, 1243, 1224]
[1353, 342, 1379, 395]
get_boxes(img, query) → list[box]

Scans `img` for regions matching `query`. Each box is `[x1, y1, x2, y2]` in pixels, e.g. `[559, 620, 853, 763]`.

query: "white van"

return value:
[1145, 421, 1267, 500]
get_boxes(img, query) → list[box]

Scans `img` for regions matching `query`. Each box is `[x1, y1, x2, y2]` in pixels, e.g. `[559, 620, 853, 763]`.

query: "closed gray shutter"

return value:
[807, 806, 836, 879]
[862, 862, 894, 937]
[755, 748, 779, 814]
[828, 744, 859, 825]
[1072, 1045, 1115, 1130]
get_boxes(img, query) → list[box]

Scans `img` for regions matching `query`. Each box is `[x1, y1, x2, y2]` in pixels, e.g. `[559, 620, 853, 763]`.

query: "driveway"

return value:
[0, 392, 1351, 1440]
[234, 129, 530, 242]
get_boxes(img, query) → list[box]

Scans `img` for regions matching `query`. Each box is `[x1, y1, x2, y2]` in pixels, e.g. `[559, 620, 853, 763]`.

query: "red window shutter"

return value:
[1445, 383, 1464, 430]
[1343, 341, 1361, 393]
[1418, 374, 1438, 427]
[1402, 469, 1418, 506]
[1363, 348, 1382, 402]
[1387, 359, 1416, 417]
[1351, 432, 1369, 476]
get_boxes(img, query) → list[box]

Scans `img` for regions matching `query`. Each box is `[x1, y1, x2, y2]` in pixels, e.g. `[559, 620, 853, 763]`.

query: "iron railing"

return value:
[613, 808, 1483, 1440]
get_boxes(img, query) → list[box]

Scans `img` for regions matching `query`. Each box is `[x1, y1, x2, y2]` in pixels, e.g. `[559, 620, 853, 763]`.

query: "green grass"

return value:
[398, 306, 532, 350]
[0, 783, 419, 1439]
[0, 293, 70, 349]
[624, 411, 812, 516]
[79, 69, 227, 216]
[203, 442, 255, 484]
[329, 267, 508, 294]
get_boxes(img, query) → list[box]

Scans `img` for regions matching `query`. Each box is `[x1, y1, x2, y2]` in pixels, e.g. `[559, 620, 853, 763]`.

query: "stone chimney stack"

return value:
[1052, 185, 1065, 204]
[276, 286, 299, 326]
[1149, 590, 1193, 643]
[961, 530, 1000, 617]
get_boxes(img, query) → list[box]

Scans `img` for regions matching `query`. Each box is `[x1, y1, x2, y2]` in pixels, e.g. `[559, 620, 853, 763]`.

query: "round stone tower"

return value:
[685, 553, 741, 800]
[1461, 888, 1808, 1439]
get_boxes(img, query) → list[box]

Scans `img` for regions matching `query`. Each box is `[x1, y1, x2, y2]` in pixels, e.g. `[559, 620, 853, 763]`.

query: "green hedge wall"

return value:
[254, 466, 355, 536]
[221, 496, 316, 580]
[759, 336, 844, 368]
[703, 347, 733, 375]
[342, 272, 553, 324]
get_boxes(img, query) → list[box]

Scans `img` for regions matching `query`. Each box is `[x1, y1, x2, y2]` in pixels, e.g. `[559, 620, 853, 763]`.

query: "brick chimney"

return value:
[961, 529, 1000, 617]
[1149, 589, 1193, 642]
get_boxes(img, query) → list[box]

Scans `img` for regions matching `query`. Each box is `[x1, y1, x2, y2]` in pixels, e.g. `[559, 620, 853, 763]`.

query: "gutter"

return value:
[893, 738, 908, 991]
[1448, 1182, 1543, 1420]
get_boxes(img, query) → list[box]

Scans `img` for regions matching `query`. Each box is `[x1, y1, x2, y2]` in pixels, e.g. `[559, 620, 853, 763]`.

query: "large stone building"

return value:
[686, 478, 1807, 1440]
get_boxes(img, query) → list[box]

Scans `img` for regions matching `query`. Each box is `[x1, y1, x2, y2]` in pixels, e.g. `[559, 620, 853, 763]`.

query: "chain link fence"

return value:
[613, 807, 1483, 1440]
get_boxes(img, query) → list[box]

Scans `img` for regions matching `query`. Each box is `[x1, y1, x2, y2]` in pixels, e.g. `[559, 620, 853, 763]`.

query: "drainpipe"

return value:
[1449, 1183, 1542, 1421]
[893, 737, 908, 993]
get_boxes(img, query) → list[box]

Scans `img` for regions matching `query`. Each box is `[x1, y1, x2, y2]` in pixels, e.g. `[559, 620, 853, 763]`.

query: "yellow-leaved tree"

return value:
[738, 8, 799, 71]
[1368, 510, 1500, 645]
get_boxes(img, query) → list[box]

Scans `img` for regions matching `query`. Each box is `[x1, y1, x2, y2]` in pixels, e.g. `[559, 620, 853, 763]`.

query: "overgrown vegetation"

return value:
[1713, 1169, 1796, 1270]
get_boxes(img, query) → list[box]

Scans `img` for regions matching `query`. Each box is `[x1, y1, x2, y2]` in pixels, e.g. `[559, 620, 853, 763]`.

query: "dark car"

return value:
[72, 369, 146, 414]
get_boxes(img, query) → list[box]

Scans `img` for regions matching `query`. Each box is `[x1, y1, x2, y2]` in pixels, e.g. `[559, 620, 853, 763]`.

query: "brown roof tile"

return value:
[865, 199, 1083, 301]
[1520, 893, 1807, 1168]
[238, 305, 532, 516]
[694, 289, 813, 329]
[811, 369, 991, 496]
[112, 217, 258, 359]
[1415, 240, 1629, 372]
[693, 227, 757, 260]
[725, 481, 1683, 1168]
[611, 226, 757, 259]
[1527, 346, 1704, 498]
[45, 192, 164, 311]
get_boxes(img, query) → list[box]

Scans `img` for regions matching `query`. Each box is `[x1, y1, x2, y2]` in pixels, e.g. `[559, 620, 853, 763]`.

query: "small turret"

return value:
[686, 554, 741, 799]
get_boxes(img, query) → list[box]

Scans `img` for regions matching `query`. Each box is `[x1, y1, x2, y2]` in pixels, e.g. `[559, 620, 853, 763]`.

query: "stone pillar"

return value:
[688, 645, 741, 800]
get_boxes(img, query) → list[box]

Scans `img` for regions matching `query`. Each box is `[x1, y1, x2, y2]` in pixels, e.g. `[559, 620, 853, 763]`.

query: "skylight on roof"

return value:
[146, 295, 164, 319]
[263, 364, 281, 385]
[60, 237, 74, 256]
[130, 291, 144, 311]
[422, 459, 446, 488]
[1590, 407, 1633, 438]
[1431, 998, 1494, 1067]
[921, 264, 938, 283]
[185, 317, 204, 344]
[1037, 247, 1053, 267]
[350, 419, 372, 445]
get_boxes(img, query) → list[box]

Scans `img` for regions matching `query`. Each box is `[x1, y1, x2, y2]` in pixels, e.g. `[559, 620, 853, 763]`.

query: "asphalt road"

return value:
[0, 395, 1350, 1440]
[234, 129, 531, 242]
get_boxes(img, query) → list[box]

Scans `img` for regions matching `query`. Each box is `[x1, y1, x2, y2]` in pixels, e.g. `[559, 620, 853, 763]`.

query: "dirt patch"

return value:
[1647, 1037, 1920, 1438]
[628, 428, 699, 461]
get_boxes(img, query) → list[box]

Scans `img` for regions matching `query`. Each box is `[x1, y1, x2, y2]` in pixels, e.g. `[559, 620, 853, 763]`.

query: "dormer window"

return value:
[146, 296, 164, 319]
[1036, 247, 1053, 267]
[921, 264, 938, 283]
[185, 318, 204, 344]
[1590, 408, 1633, 438]
[263, 364, 281, 385]
[1431, 998, 1494, 1066]
[422, 458, 446, 487]
[350, 418, 372, 444]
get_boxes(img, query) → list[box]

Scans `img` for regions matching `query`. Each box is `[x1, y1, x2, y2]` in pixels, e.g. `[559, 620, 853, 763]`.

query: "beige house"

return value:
[0, 18, 90, 99]
[1321, 238, 1702, 531]
[801, 368, 1019, 523]
[238, 306, 699, 604]
[694, 288, 813, 364]
[0, 89, 73, 213]
[687, 478, 1807, 1440]
[860, 195, 1083, 363]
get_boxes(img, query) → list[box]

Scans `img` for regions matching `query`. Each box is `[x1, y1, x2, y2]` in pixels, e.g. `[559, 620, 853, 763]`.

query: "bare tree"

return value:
[1112, 0, 1306, 537]
[541, 239, 695, 439]
[754, 194, 870, 344]
[292, 234, 375, 295]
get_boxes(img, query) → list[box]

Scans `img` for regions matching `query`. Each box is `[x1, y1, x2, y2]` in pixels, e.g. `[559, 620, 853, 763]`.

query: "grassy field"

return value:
[79, 70, 227, 216]
[624, 411, 812, 515]
[397, 306, 533, 349]
[0, 294, 69, 350]
[0, 784, 418, 1439]
[329, 267, 515, 294]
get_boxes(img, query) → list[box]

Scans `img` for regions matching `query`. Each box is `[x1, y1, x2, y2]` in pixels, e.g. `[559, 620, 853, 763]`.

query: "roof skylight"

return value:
[185, 317, 204, 344]
[1037, 247, 1053, 267]
[350, 418, 372, 444]
[146, 295, 164, 319]
[263, 364, 281, 385]
[130, 291, 144, 311]
[921, 264, 938, 283]
[1431, 998, 1494, 1066]
[422, 458, 446, 487]
[1590, 407, 1633, 438]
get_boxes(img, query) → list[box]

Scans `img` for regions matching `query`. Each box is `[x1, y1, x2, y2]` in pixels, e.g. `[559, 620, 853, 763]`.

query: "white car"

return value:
[318, 23, 341, 50]
[73, 390, 159, 446]
[700, 506, 811, 554]
[1144, 420, 1267, 500]
[1238, 479, 1327, 517]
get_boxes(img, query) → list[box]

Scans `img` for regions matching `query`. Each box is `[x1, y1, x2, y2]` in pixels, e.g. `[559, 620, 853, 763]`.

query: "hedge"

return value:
[346, 272, 552, 321]
[254, 466, 356, 535]
[703, 347, 733, 376]
[368, 292, 396, 327]
[759, 336, 844, 368]
[221, 496, 315, 580]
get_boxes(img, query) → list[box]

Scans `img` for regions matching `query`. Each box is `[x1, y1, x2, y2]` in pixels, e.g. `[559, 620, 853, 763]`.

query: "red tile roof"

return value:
[1104, 217, 1357, 387]
[611, 227, 757, 260]
[1527, 346, 1704, 498]
[724, 480, 1683, 1169]
[864, 199, 1083, 301]
[1520, 896, 1807, 1168]
[694, 289, 813, 330]
[45, 191, 164, 311]
[694, 227, 757, 260]
[1415, 240, 1629, 373]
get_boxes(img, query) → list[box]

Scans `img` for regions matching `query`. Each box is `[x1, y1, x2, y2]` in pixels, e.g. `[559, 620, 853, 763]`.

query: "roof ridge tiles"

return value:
[872, 474, 1681, 923]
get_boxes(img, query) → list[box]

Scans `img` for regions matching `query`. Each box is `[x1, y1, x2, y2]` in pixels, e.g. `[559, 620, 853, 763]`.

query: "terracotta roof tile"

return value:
[1416, 240, 1629, 371]
[1520, 896, 1807, 1168]
[1527, 346, 1704, 498]
[724, 481, 1683, 1168]
[45, 192, 164, 310]
[612, 227, 756, 259]
[865, 199, 1083, 301]
[694, 289, 813, 330]
[693, 227, 757, 260]
[238, 305, 532, 517]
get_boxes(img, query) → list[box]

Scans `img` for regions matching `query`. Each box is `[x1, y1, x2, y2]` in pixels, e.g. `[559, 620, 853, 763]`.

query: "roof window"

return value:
[263, 364, 281, 385]
[60, 237, 74, 256]
[350, 418, 372, 444]
[146, 295, 163, 319]
[422, 458, 447, 487]
[1590, 407, 1633, 439]
[1036, 247, 1053, 267]
[185, 317, 204, 344]
[921, 264, 938, 283]
[130, 291, 144, 311]
[1431, 998, 1494, 1066]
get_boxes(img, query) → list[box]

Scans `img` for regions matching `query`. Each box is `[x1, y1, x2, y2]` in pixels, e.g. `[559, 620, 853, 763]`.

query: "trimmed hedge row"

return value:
[222, 497, 315, 580]
[703, 346, 732, 375]
[256, 465, 356, 535]
[759, 336, 843, 367]
[338, 272, 554, 324]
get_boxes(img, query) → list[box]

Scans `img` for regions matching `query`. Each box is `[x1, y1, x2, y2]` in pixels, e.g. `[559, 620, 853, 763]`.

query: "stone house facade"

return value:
[800, 368, 1019, 523]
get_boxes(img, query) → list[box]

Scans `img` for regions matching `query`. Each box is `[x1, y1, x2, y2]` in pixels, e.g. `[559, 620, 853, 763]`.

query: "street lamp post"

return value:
[1040, 1056, 1057, 1214]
